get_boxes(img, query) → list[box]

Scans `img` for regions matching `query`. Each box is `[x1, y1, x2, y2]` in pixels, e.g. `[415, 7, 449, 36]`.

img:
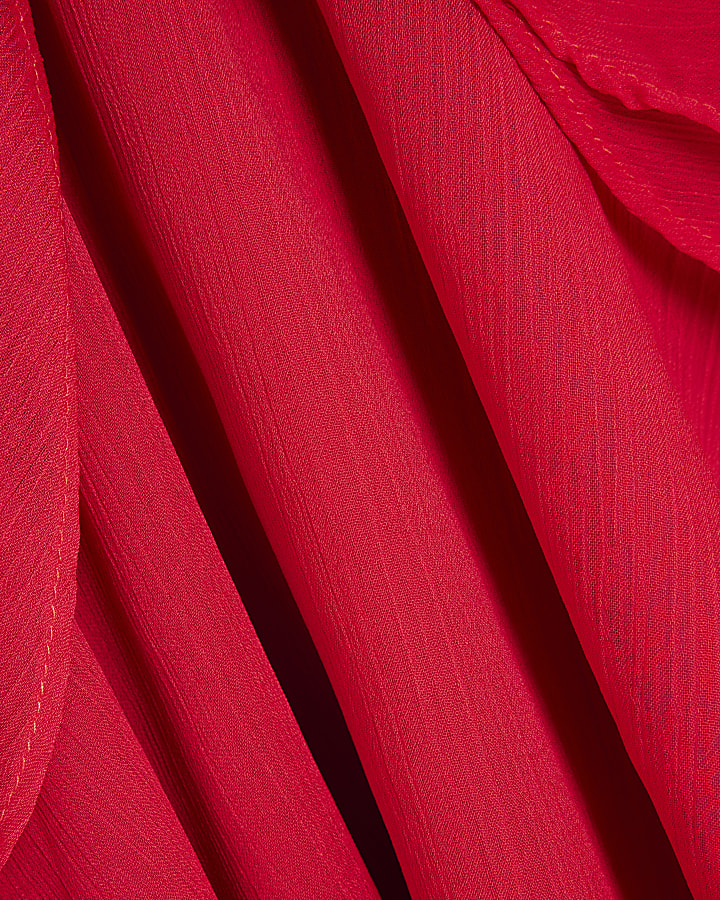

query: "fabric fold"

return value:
[311, 1, 720, 896]
[475, 0, 720, 271]
[63, 192, 381, 900]
[33, 0, 697, 895]
[0, 625, 218, 900]
[0, 0, 79, 866]
[494, 0, 720, 130]
[2, 0, 717, 896]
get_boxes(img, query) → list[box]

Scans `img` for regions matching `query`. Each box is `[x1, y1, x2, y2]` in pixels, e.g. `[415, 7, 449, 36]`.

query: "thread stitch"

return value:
[519, 0, 720, 124]
[0, 0, 71, 828]
[514, 9, 717, 249]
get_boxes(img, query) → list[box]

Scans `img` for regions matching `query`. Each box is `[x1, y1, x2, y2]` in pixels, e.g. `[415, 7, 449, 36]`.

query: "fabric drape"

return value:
[0, 0, 717, 897]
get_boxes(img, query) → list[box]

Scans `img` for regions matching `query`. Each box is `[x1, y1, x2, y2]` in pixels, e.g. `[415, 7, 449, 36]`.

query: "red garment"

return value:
[0, 0, 717, 896]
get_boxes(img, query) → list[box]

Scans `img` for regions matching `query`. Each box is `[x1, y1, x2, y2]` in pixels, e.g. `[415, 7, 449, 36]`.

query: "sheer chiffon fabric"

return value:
[0, 0, 718, 897]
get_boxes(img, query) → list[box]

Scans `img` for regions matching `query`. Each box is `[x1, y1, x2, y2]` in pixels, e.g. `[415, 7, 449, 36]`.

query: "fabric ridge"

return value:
[0, 0, 717, 897]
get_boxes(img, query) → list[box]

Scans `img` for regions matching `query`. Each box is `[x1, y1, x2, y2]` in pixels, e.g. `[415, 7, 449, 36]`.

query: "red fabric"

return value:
[0, 0, 717, 897]
[0, 0, 78, 867]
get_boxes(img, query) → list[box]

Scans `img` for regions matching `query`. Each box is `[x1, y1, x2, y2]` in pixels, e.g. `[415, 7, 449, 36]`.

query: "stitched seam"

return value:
[519, 0, 720, 124]
[539, 59, 716, 245]
[494, 4, 719, 249]
[0, 0, 70, 827]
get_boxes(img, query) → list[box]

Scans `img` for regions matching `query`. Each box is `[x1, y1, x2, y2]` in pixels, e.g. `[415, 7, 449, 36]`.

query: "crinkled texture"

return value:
[0, 0, 718, 897]
[0, 0, 78, 866]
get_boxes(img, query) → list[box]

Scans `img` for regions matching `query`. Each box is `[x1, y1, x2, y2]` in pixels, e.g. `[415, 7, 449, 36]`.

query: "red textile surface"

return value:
[0, 0, 717, 897]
